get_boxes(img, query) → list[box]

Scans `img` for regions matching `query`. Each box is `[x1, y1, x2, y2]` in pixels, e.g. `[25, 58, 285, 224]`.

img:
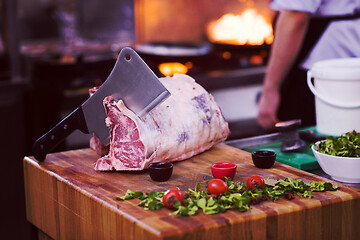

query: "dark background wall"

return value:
[0, 82, 37, 240]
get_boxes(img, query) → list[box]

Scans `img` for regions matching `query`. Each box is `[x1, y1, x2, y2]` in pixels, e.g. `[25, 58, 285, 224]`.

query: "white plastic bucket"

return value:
[307, 58, 360, 136]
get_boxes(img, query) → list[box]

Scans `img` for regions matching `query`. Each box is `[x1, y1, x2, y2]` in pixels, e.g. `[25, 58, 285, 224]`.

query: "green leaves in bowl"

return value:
[316, 130, 360, 157]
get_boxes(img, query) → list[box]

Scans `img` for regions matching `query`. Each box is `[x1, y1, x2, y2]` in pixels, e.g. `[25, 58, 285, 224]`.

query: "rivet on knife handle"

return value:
[32, 106, 88, 161]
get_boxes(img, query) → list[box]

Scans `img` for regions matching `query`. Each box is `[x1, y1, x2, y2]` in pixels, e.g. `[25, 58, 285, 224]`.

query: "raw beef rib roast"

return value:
[91, 73, 230, 171]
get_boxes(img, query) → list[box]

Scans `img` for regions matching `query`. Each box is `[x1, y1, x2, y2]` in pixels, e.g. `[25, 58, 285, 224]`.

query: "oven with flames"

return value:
[135, 0, 275, 138]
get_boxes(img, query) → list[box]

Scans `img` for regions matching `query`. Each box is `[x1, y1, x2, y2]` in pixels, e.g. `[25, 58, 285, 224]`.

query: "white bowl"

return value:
[311, 142, 360, 183]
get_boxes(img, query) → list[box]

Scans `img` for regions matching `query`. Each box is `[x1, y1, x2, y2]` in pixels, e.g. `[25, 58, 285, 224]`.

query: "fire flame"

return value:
[207, 8, 273, 45]
[159, 62, 189, 76]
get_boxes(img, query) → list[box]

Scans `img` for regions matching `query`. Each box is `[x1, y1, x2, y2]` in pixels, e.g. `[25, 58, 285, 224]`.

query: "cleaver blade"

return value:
[32, 47, 171, 161]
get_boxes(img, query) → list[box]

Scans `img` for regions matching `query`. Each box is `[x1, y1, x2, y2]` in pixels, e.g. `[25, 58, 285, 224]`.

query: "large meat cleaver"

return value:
[32, 47, 171, 161]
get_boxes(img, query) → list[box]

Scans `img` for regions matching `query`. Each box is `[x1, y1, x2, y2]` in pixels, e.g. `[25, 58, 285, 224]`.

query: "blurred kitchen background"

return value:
[0, 0, 274, 239]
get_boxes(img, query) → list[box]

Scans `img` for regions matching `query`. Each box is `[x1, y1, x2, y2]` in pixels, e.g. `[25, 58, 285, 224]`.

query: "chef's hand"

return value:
[257, 87, 280, 131]
[256, 10, 310, 132]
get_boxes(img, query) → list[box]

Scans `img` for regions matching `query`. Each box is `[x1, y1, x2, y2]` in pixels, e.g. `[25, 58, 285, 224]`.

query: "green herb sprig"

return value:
[116, 177, 339, 216]
[116, 190, 164, 210]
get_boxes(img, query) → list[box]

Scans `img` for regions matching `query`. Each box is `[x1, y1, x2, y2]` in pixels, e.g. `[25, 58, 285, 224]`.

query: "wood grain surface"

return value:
[23, 143, 360, 240]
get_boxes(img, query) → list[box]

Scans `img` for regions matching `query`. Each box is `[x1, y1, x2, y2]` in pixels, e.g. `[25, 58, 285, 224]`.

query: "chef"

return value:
[257, 0, 360, 131]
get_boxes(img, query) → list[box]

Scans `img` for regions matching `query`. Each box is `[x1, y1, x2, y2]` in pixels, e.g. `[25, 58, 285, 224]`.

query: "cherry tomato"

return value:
[207, 179, 229, 194]
[246, 175, 265, 189]
[162, 188, 184, 209]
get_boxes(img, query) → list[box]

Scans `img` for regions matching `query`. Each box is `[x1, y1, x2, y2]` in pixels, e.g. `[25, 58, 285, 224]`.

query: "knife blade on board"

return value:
[32, 47, 171, 161]
[225, 119, 326, 151]
[225, 132, 283, 149]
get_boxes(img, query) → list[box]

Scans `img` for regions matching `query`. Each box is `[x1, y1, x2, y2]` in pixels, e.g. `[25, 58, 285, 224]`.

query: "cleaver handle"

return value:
[32, 106, 89, 161]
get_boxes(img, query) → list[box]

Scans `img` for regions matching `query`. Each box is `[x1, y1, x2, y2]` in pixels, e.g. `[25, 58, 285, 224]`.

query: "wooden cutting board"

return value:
[23, 143, 360, 240]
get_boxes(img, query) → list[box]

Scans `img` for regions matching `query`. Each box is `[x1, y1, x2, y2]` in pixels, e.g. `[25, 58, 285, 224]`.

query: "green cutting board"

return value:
[243, 127, 323, 171]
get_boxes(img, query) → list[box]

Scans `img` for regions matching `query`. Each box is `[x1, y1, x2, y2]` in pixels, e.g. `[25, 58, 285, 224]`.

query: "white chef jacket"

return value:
[270, 0, 360, 69]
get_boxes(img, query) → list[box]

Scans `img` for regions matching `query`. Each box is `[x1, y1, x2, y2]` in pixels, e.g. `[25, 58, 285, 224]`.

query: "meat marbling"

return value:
[92, 73, 230, 171]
